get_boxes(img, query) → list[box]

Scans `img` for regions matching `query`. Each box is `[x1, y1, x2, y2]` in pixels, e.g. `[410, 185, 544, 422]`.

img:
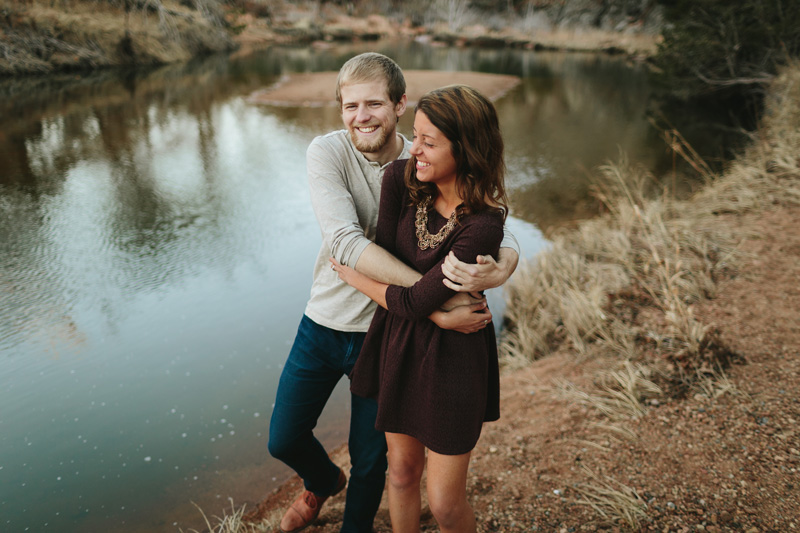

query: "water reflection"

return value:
[0, 42, 735, 532]
[498, 54, 663, 228]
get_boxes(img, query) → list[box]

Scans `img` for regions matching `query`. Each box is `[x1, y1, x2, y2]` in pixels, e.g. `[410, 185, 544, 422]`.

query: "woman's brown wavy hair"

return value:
[404, 84, 508, 221]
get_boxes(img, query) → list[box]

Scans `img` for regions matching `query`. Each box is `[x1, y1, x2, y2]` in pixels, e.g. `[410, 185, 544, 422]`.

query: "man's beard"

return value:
[349, 125, 389, 153]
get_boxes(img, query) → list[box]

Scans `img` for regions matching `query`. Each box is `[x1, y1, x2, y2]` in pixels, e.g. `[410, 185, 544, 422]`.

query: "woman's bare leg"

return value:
[385, 432, 425, 533]
[426, 450, 477, 533]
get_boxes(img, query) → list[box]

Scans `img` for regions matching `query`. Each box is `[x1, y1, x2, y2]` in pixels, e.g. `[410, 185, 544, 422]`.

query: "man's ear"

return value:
[395, 94, 408, 119]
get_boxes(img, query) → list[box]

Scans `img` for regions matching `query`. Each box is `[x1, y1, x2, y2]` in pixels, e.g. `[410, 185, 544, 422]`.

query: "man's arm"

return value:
[307, 137, 374, 268]
[340, 253, 491, 334]
[354, 242, 421, 287]
[309, 142, 485, 330]
[356, 242, 485, 311]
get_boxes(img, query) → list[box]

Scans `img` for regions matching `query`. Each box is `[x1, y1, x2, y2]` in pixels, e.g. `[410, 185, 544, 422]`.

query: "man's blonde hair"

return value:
[335, 53, 406, 106]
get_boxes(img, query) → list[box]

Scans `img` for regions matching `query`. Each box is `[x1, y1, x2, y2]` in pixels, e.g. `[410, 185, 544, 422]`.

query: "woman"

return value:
[331, 84, 508, 532]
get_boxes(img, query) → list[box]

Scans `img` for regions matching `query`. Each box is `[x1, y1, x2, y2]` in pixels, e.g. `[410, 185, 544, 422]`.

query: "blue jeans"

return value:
[268, 315, 387, 533]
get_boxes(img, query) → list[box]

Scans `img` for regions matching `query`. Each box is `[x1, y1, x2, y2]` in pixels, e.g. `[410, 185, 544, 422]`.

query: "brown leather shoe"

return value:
[278, 468, 347, 533]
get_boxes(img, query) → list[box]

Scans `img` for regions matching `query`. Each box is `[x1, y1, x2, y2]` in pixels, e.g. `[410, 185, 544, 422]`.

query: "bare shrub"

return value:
[432, 0, 475, 31]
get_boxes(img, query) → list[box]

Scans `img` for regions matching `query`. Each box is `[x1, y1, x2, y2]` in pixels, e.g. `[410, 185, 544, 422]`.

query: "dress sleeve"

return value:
[385, 215, 504, 321]
[374, 160, 407, 255]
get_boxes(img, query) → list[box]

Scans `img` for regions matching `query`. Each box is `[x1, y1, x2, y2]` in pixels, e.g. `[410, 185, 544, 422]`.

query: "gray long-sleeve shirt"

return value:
[304, 130, 410, 332]
[304, 129, 519, 333]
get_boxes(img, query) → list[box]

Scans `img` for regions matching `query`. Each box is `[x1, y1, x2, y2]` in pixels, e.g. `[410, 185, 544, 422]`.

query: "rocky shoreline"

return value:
[1, 1, 661, 77]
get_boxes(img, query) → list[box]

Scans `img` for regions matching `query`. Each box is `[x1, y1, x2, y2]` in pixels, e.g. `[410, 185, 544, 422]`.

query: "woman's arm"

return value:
[383, 218, 504, 321]
[333, 256, 493, 333]
[341, 161, 500, 325]
[330, 258, 388, 309]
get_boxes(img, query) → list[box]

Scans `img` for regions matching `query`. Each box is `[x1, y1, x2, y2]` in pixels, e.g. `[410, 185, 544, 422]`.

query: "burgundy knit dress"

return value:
[350, 159, 503, 456]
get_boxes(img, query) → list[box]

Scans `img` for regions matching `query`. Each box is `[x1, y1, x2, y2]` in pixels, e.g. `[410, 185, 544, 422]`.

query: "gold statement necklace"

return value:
[415, 197, 458, 250]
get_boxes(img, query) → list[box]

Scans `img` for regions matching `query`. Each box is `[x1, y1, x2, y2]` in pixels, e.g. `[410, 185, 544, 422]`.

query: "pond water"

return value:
[0, 41, 719, 532]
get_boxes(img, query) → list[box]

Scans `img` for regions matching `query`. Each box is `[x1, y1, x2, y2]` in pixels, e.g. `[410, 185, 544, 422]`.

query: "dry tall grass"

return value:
[500, 60, 800, 529]
[501, 61, 800, 391]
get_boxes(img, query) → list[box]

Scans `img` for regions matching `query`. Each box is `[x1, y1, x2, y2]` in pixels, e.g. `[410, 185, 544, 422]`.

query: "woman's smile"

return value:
[410, 111, 457, 186]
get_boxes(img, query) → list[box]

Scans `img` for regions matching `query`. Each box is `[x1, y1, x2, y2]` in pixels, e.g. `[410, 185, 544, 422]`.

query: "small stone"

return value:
[489, 446, 498, 453]
[667, 501, 676, 510]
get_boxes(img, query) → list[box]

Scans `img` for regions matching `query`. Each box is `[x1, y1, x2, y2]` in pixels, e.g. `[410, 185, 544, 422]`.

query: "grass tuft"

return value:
[573, 465, 648, 529]
[184, 499, 278, 533]
[556, 361, 661, 422]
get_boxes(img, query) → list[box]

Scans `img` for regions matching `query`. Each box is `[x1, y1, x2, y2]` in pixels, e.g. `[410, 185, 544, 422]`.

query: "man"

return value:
[268, 53, 519, 533]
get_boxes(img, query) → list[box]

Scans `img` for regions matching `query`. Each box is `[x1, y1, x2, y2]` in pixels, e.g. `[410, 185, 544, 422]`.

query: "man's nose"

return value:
[355, 105, 370, 123]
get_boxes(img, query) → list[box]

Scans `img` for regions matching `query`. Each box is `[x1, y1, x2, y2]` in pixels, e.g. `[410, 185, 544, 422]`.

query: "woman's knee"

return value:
[387, 455, 423, 490]
[427, 491, 469, 528]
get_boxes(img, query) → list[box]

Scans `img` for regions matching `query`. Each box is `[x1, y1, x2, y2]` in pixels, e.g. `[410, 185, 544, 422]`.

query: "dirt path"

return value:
[242, 204, 800, 531]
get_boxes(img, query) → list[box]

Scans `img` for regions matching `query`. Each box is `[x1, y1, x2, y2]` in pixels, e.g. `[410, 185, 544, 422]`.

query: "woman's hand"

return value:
[439, 291, 485, 312]
[330, 257, 360, 287]
[429, 303, 492, 334]
[330, 257, 389, 309]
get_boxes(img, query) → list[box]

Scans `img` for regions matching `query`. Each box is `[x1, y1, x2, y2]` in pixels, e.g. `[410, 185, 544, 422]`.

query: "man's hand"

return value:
[441, 250, 516, 292]
[429, 302, 492, 334]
